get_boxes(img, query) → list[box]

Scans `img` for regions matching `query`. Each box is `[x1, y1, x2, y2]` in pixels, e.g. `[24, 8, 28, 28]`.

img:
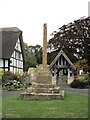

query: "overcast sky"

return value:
[0, 0, 89, 46]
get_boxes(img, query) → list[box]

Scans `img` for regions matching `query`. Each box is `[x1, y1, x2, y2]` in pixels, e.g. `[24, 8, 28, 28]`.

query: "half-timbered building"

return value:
[49, 50, 76, 85]
[0, 27, 26, 75]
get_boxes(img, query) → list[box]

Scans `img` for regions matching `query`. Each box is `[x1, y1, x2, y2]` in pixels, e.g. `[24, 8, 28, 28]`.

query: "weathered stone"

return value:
[32, 83, 55, 88]
[20, 92, 64, 100]
[52, 76, 56, 85]
[21, 23, 64, 100]
[28, 68, 36, 83]
[43, 23, 47, 70]
[35, 69, 52, 84]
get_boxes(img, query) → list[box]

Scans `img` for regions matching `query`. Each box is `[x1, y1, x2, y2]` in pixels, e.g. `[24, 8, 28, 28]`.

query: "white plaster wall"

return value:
[10, 67, 13, 73]
[5, 68, 8, 71]
[14, 51, 15, 58]
[0, 59, 3, 67]
[9, 38, 23, 76]
[15, 39, 21, 52]
[14, 68, 16, 74]
[21, 54, 23, 61]
[17, 38, 20, 43]
[14, 59, 16, 66]
[21, 62, 23, 68]
[18, 44, 21, 52]
[17, 60, 19, 67]
[5, 60, 8, 67]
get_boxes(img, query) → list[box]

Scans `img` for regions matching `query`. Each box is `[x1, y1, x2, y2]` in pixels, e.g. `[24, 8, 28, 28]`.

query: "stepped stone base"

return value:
[21, 68, 64, 100]
[20, 92, 64, 100]
[20, 83, 64, 100]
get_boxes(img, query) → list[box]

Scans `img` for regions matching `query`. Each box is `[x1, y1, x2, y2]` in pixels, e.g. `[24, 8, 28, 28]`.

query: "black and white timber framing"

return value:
[49, 50, 76, 85]
[0, 27, 26, 75]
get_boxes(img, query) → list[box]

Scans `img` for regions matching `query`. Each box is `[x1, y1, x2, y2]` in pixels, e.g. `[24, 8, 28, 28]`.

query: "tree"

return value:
[23, 43, 37, 71]
[74, 59, 88, 73]
[29, 45, 42, 65]
[47, 17, 90, 68]
[24, 42, 29, 50]
[24, 52, 37, 71]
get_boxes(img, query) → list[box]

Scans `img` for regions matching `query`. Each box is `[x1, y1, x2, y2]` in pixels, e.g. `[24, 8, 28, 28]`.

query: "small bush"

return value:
[2, 79, 31, 91]
[70, 80, 86, 89]
[2, 71, 17, 82]
[77, 73, 89, 81]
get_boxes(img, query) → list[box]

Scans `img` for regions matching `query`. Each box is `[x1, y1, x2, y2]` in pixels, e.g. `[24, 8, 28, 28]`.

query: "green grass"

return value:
[2, 93, 88, 118]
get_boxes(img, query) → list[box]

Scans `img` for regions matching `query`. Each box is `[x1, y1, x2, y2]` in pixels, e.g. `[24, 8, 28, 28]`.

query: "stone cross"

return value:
[43, 23, 47, 69]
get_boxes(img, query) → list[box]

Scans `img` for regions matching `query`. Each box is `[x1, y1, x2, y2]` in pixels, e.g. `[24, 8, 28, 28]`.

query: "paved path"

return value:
[60, 85, 88, 96]
[1, 86, 89, 98]
[2, 89, 26, 98]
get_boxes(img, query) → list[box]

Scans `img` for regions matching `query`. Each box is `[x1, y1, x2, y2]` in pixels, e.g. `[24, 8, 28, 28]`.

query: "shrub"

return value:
[2, 79, 31, 91]
[70, 80, 86, 89]
[2, 71, 17, 82]
[77, 73, 90, 81]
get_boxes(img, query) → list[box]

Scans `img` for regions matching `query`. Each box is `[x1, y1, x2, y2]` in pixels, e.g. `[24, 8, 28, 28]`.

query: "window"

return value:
[0, 59, 3, 67]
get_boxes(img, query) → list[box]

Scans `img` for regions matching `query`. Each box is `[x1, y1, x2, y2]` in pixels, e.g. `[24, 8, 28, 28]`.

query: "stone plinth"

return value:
[21, 93, 64, 100]
[35, 69, 52, 84]
[21, 68, 64, 99]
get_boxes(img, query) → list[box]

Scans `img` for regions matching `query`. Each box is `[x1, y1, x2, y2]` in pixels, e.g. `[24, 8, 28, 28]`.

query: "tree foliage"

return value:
[47, 17, 90, 69]
[74, 59, 88, 73]
[29, 44, 42, 64]
[24, 52, 37, 71]
[23, 43, 42, 71]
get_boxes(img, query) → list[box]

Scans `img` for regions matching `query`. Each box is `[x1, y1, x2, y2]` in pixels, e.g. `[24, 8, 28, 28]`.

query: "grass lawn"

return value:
[2, 93, 88, 118]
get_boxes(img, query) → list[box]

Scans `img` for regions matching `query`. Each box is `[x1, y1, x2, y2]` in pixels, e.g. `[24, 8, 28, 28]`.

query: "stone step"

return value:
[32, 84, 56, 88]
[20, 91, 64, 100]
[32, 87, 60, 93]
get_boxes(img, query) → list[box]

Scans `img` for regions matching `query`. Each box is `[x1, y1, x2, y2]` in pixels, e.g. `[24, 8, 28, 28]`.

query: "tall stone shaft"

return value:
[43, 23, 47, 69]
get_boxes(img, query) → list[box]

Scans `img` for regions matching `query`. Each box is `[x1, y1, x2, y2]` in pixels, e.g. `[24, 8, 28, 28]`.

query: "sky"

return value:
[0, 0, 89, 46]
